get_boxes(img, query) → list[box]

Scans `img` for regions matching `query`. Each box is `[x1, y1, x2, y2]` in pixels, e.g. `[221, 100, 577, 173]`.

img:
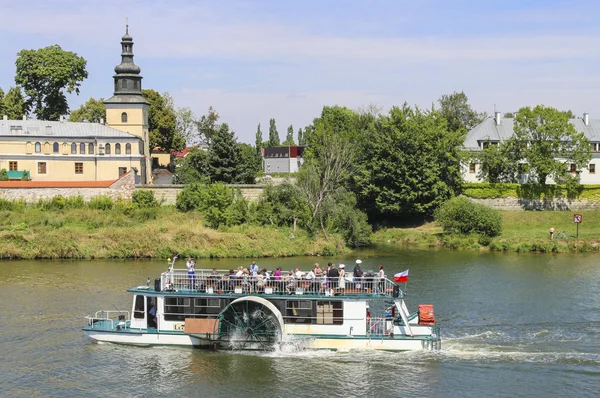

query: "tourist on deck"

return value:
[187, 258, 196, 289]
[250, 260, 259, 277]
[338, 264, 346, 290]
[256, 270, 265, 292]
[353, 260, 364, 289]
[328, 263, 339, 289]
[242, 269, 251, 293]
[236, 266, 244, 278]
[306, 269, 316, 292]
[285, 270, 296, 294]
[295, 267, 305, 279]
[377, 265, 385, 293]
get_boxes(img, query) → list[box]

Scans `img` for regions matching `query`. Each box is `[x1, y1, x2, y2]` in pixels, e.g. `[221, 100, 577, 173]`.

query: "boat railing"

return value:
[85, 310, 130, 330]
[367, 317, 395, 336]
[159, 269, 399, 297]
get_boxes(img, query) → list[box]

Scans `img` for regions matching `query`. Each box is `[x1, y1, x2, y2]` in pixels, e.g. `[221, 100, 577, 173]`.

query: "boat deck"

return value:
[130, 269, 402, 300]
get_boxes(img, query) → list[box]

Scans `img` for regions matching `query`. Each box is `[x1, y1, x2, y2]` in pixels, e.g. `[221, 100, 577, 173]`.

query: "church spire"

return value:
[112, 22, 143, 95]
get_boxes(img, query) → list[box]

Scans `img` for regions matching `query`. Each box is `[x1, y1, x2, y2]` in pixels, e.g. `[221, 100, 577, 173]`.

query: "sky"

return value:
[1, 0, 600, 143]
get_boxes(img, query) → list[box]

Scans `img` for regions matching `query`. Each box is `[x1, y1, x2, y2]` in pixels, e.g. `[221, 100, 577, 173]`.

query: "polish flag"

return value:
[394, 269, 409, 283]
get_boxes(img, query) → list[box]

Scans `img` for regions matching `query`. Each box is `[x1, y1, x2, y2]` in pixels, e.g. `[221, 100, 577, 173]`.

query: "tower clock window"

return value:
[121, 112, 128, 123]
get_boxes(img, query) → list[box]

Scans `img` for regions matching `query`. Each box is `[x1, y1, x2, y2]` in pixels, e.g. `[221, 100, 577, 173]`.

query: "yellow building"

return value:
[0, 25, 151, 183]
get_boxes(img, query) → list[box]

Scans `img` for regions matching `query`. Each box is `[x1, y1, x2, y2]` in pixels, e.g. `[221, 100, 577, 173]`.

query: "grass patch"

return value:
[373, 210, 600, 253]
[0, 207, 347, 259]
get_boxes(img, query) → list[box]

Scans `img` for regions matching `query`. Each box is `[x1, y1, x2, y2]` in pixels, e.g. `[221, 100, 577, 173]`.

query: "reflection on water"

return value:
[1, 250, 599, 397]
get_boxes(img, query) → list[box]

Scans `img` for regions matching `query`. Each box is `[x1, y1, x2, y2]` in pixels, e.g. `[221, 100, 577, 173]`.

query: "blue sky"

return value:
[1, 0, 600, 143]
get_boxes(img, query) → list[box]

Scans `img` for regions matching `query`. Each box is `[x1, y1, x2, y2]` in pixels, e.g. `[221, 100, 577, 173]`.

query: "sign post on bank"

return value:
[573, 214, 582, 238]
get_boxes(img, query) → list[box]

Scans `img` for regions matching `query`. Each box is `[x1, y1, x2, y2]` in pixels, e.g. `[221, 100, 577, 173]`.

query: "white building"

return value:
[463, 112, 600, 184]
[262, 146, 305, 174]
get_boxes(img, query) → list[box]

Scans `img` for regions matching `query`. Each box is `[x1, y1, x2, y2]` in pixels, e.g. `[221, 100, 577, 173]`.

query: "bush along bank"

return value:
[0, 195, 348, 259]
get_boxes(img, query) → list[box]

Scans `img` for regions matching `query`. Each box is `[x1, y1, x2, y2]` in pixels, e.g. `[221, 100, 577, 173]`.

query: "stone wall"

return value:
[0, 171, 135, 203]
[136, 184, 267, 205]
[470, 197, 600, 211]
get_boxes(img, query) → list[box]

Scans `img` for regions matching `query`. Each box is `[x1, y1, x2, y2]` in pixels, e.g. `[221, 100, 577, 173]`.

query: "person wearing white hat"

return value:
[353, 260, 364, 289]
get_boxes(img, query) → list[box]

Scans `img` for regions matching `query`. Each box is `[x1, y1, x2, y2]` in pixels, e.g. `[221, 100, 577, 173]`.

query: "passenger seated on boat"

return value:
[242, 269, 252, 292]
[285, 271, 296, 294]
[256, 270, 265, 292]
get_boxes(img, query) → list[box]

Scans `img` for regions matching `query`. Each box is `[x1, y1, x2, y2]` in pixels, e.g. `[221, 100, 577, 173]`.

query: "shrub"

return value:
[0, 169, 8, 181]
[435, 196, 502, 237]
[132, 190, 159, 208]
[176, 182, 248, 228]
[21, 170, 30, 181]
[88, 195, 115, 210]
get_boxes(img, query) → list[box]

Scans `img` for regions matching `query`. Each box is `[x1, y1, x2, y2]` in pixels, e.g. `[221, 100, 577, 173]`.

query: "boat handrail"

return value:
[85, 310, 130, 329]
[157, 270, 400, 298]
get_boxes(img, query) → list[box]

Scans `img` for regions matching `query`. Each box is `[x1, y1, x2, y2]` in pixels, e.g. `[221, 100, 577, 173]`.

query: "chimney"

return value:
[100, 118, 105, 125]
[494, 111, 501, 126]
[60, 115, 65, 123]
[22, 115, 26, 121]
[583, 112, 589, 126]
[2, 115, 7, 121]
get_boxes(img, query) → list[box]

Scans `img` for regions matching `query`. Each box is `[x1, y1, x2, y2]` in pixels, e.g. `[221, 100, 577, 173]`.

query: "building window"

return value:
[80, 143, 85, 154]
[53, 142, 59, 153]
[121, 112, 127, 123]
[9, 161, 18, 171]
[469, 163, 476, 173]
[115, 143, 121, 154]
[569, 163, 576, 173]
[71, 143, 77, 154]
[38, 162, 46, 174]
[35, 142, 41, 153]
[119, 167, 128, 177]
[591, 143, 598, 152]
[75, 163, 83, 174]
[590, 164, 596, 174]
[105, 144, 111, 155]
[89, 143, 95, 154]
[125, 143, 131, 154]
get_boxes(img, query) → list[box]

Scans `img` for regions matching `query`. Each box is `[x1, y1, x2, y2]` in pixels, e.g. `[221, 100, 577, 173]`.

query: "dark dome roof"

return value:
[121, 33, 133, 42]
[114, 62, 141, 74]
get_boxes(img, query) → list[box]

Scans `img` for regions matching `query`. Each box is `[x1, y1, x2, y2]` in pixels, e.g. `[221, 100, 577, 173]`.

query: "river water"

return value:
[0, 249, 598, 397]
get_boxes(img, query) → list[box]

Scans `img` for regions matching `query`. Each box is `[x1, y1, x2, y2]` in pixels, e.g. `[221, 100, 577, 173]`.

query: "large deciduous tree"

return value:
[69, 97, 106, 122]
[437, 91, 486, 132]
[503, 105, 591, 185]
[475, 140, 518, 183]
[15, 45, 88, 120]
[195, 106, 220, 145]
[175, 107, 199, 145]
[268, 118, 280, 147]
[353, 104, 465, 221]
[142, 89, 185, 152]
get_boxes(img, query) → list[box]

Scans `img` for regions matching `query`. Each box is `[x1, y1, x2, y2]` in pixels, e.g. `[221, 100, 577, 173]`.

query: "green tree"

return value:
[253, 182, 311, 230]
[268, 118, 280, 147]
[353, 104, 464, 221]
[2, 87, 26, 119]
[255, 123, 263, 154]
[503, 105, 591, 185]
[237, 143, 261, 184]
[0, 169, 8, 181]
[15, 45, 88, 120]
[176, 182, 247, 228]
[174, 147, 210, 184]
[208, 123, 242, 183]
[142, 89, 185, 152]
[196, 106, 220, 145]
[175, 107, 198, 145]
[297, 127, 304, 145]
[282, 124, 295, 145]
[435, 196, 502, 237]
[475, 140, 518, 183]
[69, 97, 106, 122]
[504, 112, 515, 118]
[0, 88, 5, 116]
[437, 91, 486, 132]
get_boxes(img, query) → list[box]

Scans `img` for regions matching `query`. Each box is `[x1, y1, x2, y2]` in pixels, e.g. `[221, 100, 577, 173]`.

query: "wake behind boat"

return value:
[83, 257, 441, 351]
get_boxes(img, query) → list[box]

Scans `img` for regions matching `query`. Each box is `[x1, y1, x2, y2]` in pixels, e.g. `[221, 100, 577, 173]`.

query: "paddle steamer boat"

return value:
[83, 257, 441, 351]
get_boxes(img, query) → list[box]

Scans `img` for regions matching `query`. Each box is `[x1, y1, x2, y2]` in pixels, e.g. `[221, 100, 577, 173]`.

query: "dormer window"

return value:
[121, 112, 128, 123]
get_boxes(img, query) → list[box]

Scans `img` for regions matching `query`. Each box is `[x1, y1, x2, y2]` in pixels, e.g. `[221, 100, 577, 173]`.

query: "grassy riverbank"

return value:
[374, 210, 600, 253]
[0, 207, 346, 259]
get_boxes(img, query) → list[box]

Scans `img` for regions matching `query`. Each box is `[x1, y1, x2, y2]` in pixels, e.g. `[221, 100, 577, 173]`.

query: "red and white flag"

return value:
[394, 269, 409, 283]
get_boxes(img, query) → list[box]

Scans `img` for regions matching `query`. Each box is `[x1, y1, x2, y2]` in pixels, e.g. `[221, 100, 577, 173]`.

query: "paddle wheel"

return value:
[217, 297, 284, 350]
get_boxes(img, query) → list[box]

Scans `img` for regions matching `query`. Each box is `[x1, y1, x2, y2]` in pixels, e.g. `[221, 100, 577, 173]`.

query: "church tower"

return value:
[104, 24, 151, 183]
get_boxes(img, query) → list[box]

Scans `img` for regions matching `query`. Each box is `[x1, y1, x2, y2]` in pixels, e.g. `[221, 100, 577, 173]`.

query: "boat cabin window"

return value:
[133, 295, 145, 319]
[164, 297, 191, 321]
[193, 298, 221, 315]
[316, 301, 343, 325]
[286, 300, 312, 324]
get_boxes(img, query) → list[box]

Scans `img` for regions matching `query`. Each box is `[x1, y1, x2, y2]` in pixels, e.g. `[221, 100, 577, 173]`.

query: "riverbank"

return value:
[373, 210, 600, 253]
[0, 207, 346, 259]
